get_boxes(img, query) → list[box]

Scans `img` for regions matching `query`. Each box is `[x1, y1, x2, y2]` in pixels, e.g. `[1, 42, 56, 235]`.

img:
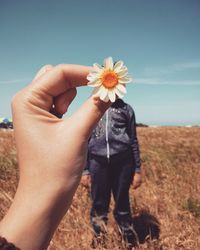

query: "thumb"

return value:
[68, 95, 110, 139]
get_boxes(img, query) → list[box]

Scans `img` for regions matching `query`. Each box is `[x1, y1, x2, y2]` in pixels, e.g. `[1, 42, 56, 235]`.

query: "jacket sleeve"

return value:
[127, 106, 141, 173]
[82, 156, 90, 176]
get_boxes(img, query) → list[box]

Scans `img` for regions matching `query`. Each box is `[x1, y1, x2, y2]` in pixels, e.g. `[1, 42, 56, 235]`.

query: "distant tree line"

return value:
[0, 122, 148, 130]
[0, 122, 13, 129]
[136, 123, 148, 127]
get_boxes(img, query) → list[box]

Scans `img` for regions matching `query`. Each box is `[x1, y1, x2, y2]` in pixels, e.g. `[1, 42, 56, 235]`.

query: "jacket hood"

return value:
[111, 98, 125, 108]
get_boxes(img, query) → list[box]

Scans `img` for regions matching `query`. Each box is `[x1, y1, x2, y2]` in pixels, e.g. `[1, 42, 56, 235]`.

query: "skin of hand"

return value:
[132, 172, 142, 189]
[0, 64, 110, 250]
[81, 175, 91, 188]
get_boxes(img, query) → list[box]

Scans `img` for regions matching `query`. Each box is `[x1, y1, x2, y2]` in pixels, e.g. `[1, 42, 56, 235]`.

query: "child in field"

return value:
[82, 98, 142, 248]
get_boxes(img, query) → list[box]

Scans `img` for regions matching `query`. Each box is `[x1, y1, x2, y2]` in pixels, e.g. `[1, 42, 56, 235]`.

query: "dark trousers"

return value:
[89, 150, 136, 243]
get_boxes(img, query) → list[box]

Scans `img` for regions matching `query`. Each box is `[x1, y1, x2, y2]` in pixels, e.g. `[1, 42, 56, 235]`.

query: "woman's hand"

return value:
[0, 64, 109, 250]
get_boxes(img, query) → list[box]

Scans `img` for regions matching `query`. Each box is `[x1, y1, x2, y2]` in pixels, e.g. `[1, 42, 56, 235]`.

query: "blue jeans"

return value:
[89, 150, 136, 243]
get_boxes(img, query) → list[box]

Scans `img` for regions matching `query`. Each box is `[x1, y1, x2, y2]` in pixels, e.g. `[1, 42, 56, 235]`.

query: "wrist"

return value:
[0, 178, 78, 250]
[0, 236, 20, 250]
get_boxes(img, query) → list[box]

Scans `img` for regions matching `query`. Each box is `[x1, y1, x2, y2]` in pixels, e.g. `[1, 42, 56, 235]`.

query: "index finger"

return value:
[31, 64, 92, 97]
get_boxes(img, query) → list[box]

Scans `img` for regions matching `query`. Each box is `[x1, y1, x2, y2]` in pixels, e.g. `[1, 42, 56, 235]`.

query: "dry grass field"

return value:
[0, 127, 200, 250]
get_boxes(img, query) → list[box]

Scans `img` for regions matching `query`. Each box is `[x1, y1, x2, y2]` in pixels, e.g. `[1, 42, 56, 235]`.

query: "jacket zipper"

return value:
[105, 110, 110, 160]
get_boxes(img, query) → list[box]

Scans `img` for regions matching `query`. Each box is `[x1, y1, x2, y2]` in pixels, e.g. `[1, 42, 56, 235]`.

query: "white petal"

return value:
[100, 86, 108, 100]
[108, 89, 116, 102]
[90, 70, 98, 74]
[117, 66, 128, 74]
[93, 64, 103, 74]
[87, 75, 97, 81]
[115, 88, 125, 98]
[89, 70, 101, 75]
[104, 57, 113, 70]
[113, 60, 124, 72]
[87, 72, 99, 81]
[118, 76, 132, 84]
[92, 86, 110, 102]
[103, 95, 110, 102]
[88, 79, 102, 87]
[93, 63, 102, 70]
[117, 69, 128, 78]
[121, 66, 128, 70]
[116, 84, 127, 94]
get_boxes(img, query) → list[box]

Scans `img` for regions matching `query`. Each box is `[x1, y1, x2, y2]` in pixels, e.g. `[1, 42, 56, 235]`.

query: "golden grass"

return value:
[0, 127, 200, 250]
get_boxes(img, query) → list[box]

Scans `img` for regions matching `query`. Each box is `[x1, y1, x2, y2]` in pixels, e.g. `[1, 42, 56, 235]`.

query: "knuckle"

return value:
[11, 88, 33, 111]
[11, 92, 22, 109]
[55, 64, 67, 73]
[54, 64, 67, 80]
[44, 64, 53, 69]
[42, 64, 53, 73]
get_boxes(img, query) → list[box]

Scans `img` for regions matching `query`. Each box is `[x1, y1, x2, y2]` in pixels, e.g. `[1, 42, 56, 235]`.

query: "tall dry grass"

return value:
[0, 127, 200, 250]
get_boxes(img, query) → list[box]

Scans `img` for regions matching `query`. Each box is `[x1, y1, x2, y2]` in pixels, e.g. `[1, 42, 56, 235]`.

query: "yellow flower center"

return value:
[101, 71, 118, 88]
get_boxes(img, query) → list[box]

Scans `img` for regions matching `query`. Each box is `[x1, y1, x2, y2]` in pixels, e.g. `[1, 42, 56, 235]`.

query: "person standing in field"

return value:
[82, 98, 142, 248]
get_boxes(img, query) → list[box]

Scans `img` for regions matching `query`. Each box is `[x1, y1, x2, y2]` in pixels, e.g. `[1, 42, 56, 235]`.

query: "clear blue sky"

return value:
[0, 0, 200, 125]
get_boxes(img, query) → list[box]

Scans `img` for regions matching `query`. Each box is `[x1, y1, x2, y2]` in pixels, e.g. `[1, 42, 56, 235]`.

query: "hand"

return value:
[132, 172, 142, 189]
[0, 64, 110, 250]
[81, 175, 91, 188]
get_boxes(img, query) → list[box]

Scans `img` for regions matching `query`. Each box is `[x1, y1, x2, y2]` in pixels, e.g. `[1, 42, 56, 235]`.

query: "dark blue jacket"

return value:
[87, 99, 141, 173]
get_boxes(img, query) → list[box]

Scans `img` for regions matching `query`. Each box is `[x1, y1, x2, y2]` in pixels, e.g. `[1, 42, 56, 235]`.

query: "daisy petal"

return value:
[104, 57, 113, 70]
[87, 75, 97, 81]
[93, 63, 103, 72]
[100, 86, 108, 100]
[113, 60, 124, 72]
[116, 84, 127, 94]
[87, 72, 99, 80]
[117, 66, 128, 74]
[103, 95, 110, 102]
[108, 89, 116, 102]
[121, 66, 128, 70]
[115, 88, 125, 98]
[118, 76, 132, 84]
[117, 69, 128, 78]
[88, 79, 102, 87]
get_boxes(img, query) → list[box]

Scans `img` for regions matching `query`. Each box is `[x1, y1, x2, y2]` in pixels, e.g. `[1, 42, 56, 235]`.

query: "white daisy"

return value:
[87, 57, 132, 102]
